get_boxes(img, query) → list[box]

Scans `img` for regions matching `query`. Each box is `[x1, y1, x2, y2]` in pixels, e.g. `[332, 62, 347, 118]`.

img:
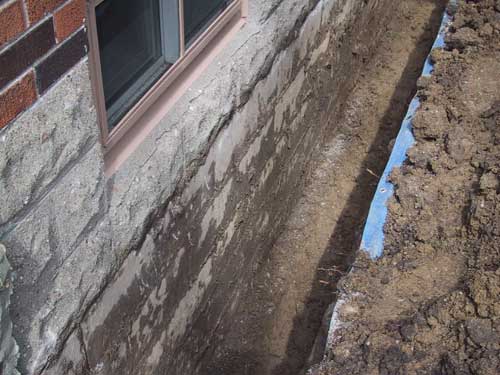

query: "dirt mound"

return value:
[314, 1, 500, 374]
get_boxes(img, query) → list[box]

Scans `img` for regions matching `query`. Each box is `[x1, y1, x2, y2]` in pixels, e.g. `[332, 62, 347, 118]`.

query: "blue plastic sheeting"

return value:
[422, 8, 453, 77]
[359, 4, 454, 259]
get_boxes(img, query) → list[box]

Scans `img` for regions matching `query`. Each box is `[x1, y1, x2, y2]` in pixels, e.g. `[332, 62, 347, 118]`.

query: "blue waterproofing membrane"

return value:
[359, 4, 454, 259]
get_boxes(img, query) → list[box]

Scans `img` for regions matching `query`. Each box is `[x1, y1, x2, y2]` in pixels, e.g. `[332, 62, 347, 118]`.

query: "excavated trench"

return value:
[202, 1, 447, 374]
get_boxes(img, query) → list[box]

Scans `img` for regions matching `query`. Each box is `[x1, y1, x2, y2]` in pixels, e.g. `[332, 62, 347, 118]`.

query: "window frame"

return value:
[86, 0, 247, 163]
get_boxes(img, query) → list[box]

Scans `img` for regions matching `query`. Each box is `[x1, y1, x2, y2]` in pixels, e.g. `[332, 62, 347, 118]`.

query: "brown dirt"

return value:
[314, 1, 500, 374]
[201, 1, 447, 374]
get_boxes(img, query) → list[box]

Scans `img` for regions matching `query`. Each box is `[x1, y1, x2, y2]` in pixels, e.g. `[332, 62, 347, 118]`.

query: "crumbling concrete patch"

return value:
[4, 143, 113, 375]
[0, 244, 20, 375]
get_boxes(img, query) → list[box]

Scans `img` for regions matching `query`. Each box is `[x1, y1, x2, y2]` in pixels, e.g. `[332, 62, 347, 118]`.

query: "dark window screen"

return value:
[96, 0, 168, 130]
[183, 0, 233, 46]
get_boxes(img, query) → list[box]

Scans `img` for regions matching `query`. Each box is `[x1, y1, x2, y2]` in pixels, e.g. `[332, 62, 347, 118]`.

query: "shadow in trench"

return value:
[271, 2, 447, 374]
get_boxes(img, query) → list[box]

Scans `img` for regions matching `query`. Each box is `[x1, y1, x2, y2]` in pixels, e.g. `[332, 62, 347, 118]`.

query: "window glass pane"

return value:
[183, 0, 234, 47]
[96, 0, 178, 131]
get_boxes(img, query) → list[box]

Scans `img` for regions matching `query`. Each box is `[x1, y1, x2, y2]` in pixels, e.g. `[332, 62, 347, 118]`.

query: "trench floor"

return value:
[203, 1, 446, 374]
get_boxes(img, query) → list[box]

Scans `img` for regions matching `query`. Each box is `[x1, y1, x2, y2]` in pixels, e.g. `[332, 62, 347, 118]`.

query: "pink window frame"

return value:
[86, 0, 248, 174]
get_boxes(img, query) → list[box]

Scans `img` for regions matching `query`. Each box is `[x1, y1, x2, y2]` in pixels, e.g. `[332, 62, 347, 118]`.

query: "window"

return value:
[96, 0, 175, 130]
[87, 0, 246, 157]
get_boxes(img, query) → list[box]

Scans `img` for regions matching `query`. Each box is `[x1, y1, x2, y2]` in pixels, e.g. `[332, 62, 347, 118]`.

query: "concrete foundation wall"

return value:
[0, 0, 394, 373]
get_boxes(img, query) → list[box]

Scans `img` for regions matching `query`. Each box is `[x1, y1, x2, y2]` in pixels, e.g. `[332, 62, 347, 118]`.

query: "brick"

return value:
[25, 0, 65, 24]
[0, 71, 37, 129]
[36, 28, 87, 93]
[0, 18, 55, 90]
[54, 0, 85, 41]
[0, 0, 26, 48]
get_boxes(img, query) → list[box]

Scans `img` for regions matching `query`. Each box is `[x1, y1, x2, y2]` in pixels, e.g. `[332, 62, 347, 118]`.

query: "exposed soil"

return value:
[202, 1, 447, 374]
[314, 1, 500, 374]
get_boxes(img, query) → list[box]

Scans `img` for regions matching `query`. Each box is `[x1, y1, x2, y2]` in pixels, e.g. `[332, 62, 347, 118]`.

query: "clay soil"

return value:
[202, 1, 450, 374]
[314, 1, 500, 374]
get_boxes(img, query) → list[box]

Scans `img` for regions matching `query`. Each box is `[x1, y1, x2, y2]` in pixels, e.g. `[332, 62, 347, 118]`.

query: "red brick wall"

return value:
[0, 0, 87, 129]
